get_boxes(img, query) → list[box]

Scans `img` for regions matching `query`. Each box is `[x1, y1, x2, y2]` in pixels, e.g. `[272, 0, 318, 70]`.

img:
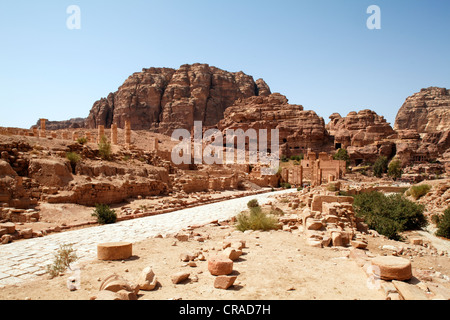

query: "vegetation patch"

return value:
[92, 204, 117, 225]
[235, 201, 279, 232]
[409, 184, 432, 200]
[436, 207, 450, 239]
[46, 244, 78, 278]
[353, 191, 427, 240]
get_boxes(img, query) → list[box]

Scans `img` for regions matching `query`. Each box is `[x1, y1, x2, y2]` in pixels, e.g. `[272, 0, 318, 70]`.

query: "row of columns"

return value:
[37, 119, 158, 151]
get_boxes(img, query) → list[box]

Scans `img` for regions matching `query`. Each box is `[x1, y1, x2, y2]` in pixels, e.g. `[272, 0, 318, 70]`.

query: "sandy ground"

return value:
[2, 190, 450, 301]
[0, 221, 387, 300]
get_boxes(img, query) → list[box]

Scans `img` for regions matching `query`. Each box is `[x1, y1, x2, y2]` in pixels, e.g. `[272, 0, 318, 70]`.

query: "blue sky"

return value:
[1, 0, 449, 129]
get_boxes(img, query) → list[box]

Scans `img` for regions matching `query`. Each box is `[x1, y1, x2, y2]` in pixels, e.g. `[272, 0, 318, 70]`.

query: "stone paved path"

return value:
[0, 189, 296, 287]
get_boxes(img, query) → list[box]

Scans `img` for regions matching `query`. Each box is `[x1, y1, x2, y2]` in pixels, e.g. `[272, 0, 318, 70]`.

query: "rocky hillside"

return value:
[218, 93, 333, 157]
[85, 63, 271, 135]
[395, 87, 450, 133]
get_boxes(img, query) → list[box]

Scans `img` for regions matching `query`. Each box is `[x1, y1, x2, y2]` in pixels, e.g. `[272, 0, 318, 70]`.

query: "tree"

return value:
[98, 135, 112, 160]
[333, 148, 350, 167]
[388, 159, 403, 181]
[436, 207, 450, 239]
[373, 156, 388, 178]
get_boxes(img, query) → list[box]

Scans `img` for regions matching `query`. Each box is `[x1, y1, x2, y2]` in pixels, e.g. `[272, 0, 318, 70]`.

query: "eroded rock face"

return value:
[32, 118, 86, 131]
[326, 110, 396, 163]
[218, 93, 333, 157]
[86, 63, 271, 135]
[327, 109, 396, 148]
[395, 87, 450, 133]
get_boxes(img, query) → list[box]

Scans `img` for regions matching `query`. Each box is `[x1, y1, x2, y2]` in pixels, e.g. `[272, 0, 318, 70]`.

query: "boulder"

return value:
[221, 248, 242, 261]
[171, 271, 190, 284]
[28, 158, 73, 188]
[137, 267, 158, 291]
[99, 274, 139, 299]
[208, 256, 234, 276]
[214, 276, 238, 290]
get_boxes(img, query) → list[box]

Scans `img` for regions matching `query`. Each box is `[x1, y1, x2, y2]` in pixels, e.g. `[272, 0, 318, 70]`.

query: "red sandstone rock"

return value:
[208, 256, 234, 276]
[214, 276, 237, 290]
[86, 63, 271, 135]
[395, 87, 450, 133]
[218, 93, 333, 157]
[171, 271, 190, 284]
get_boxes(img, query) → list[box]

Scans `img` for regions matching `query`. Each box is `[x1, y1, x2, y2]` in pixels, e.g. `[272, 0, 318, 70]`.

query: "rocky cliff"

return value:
[394, 87, 450, 133]
[218, 93, 333, 157]
[85, 63, 271, 135]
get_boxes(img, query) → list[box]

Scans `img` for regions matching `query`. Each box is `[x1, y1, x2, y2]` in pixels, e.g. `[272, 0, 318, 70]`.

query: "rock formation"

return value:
[32, 118, 86, 131]
[327, 109, 396, 149]
[395, 87, 450, 133]
[218, 93, 333, 157]
[85, 63, 271, 135]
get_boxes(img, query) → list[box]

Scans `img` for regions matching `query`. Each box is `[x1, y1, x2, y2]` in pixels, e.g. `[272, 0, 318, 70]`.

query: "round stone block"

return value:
[370, 256, 412, 281]
[97, 242, 133, 261]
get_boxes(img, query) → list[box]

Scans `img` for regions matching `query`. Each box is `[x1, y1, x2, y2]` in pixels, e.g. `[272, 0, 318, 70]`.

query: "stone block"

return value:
[370, 256, 412, 281]
[97, 242, 133, 261]
[214, 276, 237, 290]
[208, 256, 234, 276]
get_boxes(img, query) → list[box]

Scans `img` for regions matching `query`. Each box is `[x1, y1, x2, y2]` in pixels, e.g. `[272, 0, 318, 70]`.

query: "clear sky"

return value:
[1, 0, 449, 129]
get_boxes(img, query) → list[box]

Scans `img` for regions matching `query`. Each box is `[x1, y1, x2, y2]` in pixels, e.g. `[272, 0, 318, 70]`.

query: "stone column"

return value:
[125, 121, 131, 145]
[62, 131, 69, 140]
[98, 125, 105, 143]
[152, 137, 159, 151]
[299, 165, 303, 187]
[39, 119, 47, 138]
[33, 127, 38, 137]
[111, 124, 118, 145]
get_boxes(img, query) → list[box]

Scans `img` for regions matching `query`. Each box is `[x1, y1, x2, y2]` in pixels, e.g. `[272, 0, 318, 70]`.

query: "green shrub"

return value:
[66, 152, 81, 174]
[326, 184, 337, 192]
[290, 154, 304, 161]
[77, 137, 88, 145]
[281, 155, 289, 163]
[388, 160, 403, 180]
[353, 192, 427, 240]
[92, 204, 117, 225]
[409, 184, 431, 200]
[66, 152, 81, 164]
[436, 207, 450, 239]
[431, 214, 441, 226]
[333, 148, 350, 167]
[98, 135, 112, 160]
[46, 244, 78, 278]
[373, 156, 388, 178]
[247, 199, 259, 209]
[235, 206, 279, 232]
[280, 182, 292, 189]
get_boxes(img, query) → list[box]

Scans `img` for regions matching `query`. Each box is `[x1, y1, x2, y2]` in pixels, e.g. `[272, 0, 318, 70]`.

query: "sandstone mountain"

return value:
[326, 110, 397, 163]
[218, 93, 333, 157]
[85, 63, 271, 135]
[394, 87, 450, 133]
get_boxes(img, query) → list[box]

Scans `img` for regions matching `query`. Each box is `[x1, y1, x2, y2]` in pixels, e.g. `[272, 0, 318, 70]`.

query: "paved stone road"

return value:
[0, 189, 296, 287]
